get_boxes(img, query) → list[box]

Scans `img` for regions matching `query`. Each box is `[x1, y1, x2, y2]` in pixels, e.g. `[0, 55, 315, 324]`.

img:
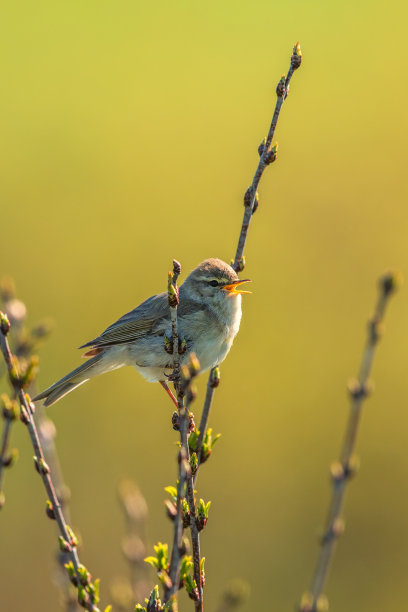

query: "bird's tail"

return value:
[33, 353, 107, 407]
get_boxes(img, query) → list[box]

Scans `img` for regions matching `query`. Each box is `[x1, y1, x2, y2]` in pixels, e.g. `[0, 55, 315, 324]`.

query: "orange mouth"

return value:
[223, 279, 251, 295]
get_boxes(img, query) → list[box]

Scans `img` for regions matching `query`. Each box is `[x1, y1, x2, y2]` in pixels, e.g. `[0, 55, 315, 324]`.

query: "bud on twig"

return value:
[264, 142, 278, 165]
[276, 75, 286, 97]
[0, 312, 10, 335]
[210, 367, 221, 388]
[291, 41, 302, 70]
[258, 137, 266, 156]
[46, 500, 56, 519]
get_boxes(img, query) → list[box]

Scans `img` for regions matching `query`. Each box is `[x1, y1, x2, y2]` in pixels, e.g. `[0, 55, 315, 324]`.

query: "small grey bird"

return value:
[34, 258, 250, 407]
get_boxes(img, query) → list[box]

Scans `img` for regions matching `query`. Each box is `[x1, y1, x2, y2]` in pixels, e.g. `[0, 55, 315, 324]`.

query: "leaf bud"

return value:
[164, 335, 173, 355]
[33, 456, 50, 474]
[264, 142, 278, 165]
[58, 536, 72, 553]
[291, 41, 302, 69]
[46, 500, 56, 520]
[258, 137, 266, 156]
[276, 75, 286, 97]
[0, 311, 10, 335]
[2, 448, 19, 468]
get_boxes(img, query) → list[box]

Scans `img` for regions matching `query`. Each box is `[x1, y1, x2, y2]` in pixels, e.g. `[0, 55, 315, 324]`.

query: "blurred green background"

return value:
[1, 1, 408, 610]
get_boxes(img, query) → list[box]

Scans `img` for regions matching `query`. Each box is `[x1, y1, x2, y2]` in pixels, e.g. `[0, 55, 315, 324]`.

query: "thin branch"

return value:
[0, 313, 101, 612]
[233, 41, 302, 273]
[299, 271, 400, 612]
[167, 259, 185, 598]
[165, 260, 203, 611]
[194, 41, 303, 483]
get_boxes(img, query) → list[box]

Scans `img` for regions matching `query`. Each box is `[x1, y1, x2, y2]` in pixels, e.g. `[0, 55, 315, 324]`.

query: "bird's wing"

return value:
[79, 292, 170, 349]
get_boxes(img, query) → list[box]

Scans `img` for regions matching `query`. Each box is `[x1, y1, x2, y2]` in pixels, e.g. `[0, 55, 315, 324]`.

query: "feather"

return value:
[79, 291, 205, 349]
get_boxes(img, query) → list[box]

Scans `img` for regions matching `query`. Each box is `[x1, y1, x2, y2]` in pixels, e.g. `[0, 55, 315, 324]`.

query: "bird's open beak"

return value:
[223, 279, 252, 295]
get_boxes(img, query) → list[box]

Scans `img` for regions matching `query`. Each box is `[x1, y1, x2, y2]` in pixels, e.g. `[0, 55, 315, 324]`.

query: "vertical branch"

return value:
[299, 271, 400, 612]
[165, 260, 203, 611]
[166, 259, 185, 598]
[0, 313, 102, 612]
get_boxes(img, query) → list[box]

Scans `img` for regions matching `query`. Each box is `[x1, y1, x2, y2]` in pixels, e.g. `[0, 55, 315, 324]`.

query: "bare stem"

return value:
[0, 314, 100, 612]
[196, 43, 302, 474]
[299, 272, 400, 612]
[233, 41, 302, 273]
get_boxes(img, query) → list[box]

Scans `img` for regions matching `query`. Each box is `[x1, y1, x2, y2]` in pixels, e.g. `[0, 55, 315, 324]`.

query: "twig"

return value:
[299, 271, 400, 612]
[36, 406, 80, 611]
[0, 282, 28, 507]
[194, 41, 303, 483]
[193, 366, 220, 484]
[0, 312, 101, 612]
[233, 41, 302, 273]
[165, 260, 203, 611]
[0, 281, 77, 608]
[167, 259, 185, 598]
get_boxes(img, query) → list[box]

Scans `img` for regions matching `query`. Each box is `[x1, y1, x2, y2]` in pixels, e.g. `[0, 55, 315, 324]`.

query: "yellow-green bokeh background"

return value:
[2, 1, 408, 610]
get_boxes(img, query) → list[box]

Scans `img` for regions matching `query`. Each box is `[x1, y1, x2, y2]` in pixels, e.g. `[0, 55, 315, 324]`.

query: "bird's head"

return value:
[182, 258, 251, 305]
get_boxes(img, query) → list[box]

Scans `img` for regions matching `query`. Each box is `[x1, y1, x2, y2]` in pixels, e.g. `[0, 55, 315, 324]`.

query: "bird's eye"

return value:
[209, 280, 219, 287]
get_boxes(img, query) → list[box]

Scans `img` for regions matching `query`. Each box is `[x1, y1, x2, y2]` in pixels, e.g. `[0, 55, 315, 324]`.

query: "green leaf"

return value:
[184, 574, 197, 595]
[144, 556, 158, 569]
[180, 556, 193, 581]
[164, 486, 177, 501]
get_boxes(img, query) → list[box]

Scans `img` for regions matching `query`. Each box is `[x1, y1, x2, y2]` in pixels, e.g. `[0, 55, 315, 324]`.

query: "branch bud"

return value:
[291, 41, 302, 70]
[66, 525, 79, 548]
[164, 498, 177, 520]
[167, 272, 179, 308]
[0, 312, 10, 335]
[34, 456, 50, 474]
[258, 137, 266, 157]
[243, 186, 253, 207]
[379, 269, 402, 297]
[1, 394, 19, 420]
[210, 366, 221, 388]
[46, 500, 56, 519]
[164, 334, 173, 354]
[2, 448, 18, 468]
[264, 142, 278, 165]
[276, 75, 286, 97]
[188, 353, 200, 377]
[347, 378, 373, 400]
[178, 338, 187, 355]
[58, 535, 72, 553]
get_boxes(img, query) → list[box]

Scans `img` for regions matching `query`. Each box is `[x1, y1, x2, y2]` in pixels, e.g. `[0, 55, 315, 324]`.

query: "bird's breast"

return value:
[180, 296, 242, 372]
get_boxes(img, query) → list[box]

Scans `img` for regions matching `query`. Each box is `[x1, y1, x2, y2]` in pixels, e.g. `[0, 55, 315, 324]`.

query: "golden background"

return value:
[1, 1, 408, 611]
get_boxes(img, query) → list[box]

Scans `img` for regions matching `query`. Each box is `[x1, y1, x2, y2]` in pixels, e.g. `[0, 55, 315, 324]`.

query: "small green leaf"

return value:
[164, 486, 177, 501]
[144, 556, 158, 569]
[180, 556, 193, 581]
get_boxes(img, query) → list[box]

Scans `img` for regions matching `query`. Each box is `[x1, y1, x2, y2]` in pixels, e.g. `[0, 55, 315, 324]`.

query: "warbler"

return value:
[34, 258, 251, 407]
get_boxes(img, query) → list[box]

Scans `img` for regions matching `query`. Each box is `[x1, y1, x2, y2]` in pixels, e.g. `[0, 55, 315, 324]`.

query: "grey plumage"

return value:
[33, 258, 250, 407]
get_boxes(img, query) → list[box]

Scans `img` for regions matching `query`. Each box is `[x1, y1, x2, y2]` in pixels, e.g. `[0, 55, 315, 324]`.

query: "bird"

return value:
[33, 258, 251, 408]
